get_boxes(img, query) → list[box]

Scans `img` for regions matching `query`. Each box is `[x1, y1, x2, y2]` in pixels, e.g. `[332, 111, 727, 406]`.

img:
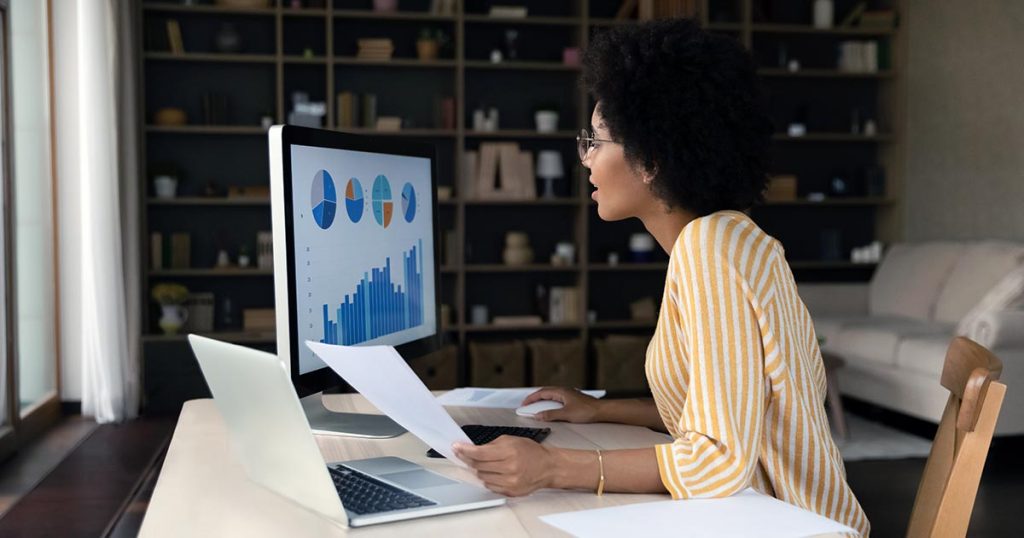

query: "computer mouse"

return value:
[515, 400, 564, 418]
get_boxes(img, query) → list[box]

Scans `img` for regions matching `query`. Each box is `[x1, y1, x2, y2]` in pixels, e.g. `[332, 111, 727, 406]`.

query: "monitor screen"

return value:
[287, 143, 437, 375]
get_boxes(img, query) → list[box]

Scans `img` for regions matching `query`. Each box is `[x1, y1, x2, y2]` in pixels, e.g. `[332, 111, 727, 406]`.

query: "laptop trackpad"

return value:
[381, 469, 457, 489]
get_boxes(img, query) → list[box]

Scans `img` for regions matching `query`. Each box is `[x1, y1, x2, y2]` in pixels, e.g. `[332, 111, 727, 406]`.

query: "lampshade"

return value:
[535, 150, 565, 179]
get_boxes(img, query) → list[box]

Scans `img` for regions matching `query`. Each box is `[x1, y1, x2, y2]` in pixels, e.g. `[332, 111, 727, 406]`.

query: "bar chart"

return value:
[320, 239, 425, 346]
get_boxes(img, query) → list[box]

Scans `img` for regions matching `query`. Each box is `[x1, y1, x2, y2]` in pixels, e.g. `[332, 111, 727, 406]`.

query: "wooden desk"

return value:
[140, 395, 846, 537]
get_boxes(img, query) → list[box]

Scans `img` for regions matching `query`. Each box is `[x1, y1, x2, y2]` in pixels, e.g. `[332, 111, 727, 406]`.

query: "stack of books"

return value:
[549, 287, 580, 324]
[357, 39, 394, 61]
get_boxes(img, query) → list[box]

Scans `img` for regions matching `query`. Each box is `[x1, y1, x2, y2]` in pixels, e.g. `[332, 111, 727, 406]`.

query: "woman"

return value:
[453, 18, 870, 536]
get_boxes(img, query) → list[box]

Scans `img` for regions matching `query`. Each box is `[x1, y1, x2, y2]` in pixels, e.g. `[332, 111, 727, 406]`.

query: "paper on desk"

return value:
[305, 341, 473, 466]
[539, 488, 857, 538]
[436, 387, 606, 409]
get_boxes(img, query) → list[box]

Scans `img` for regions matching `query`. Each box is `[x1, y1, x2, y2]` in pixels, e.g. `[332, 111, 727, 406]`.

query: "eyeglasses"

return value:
[576, 128, 614, 163]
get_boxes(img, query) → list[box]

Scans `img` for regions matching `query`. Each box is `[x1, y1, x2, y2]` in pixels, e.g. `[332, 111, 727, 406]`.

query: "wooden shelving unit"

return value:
[137, 0, 902, 404]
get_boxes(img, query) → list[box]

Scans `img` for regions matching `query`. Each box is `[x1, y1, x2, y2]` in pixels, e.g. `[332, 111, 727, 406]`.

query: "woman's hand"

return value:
[453, 436, 556, 497]
[521, 387, 604, 423]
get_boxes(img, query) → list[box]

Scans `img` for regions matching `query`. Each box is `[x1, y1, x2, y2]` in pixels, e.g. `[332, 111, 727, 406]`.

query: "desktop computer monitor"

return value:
[269, 125, 441, 438]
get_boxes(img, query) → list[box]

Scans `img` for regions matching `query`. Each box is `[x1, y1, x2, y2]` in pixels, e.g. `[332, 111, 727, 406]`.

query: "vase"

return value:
[416, 39, 439, 61]
[159, 304, 189, 335]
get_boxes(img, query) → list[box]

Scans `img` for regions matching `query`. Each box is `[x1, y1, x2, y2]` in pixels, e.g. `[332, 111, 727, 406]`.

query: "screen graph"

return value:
[320, 240, 425, 346]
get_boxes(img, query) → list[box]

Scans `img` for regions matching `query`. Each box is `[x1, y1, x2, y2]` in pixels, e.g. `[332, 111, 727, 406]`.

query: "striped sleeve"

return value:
[655, 215, 771, 499]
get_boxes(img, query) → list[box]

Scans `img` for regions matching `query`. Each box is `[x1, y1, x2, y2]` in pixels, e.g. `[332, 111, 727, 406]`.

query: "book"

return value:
[150, 232, 163, 270]
[257, 231, 274, 270]
[463, 150, 479, 199]
[489, 6, 528, 18]
[375, 116, 402, 131]
[166, 20, 184, 55]
[360, 94, 377, 128]
[170, 233, 191, 269]
[336, 91, 357, 128]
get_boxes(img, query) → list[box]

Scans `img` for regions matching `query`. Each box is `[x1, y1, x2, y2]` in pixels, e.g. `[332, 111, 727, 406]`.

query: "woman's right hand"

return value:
[521, 387, 604, 423]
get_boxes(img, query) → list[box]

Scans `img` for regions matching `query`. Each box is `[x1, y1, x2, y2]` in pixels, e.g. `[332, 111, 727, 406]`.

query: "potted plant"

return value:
[152, 283, 190, 335]
[417, 28, 448, 61]
[533, 102, 560, 133]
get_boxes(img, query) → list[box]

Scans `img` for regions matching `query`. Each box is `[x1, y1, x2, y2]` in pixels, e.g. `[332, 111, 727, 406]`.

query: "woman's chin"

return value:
[596, 200, 629, 222]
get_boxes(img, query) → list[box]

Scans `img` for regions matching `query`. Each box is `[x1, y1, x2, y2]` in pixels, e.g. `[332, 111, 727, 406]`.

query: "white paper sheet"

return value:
[436, 387, 607, 409]
[539, 488, 858, 538]
[305, 341, 473, 465]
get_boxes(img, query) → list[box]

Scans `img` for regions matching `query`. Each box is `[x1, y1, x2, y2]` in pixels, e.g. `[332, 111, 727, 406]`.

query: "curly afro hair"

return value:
[582, 18, 773, 216]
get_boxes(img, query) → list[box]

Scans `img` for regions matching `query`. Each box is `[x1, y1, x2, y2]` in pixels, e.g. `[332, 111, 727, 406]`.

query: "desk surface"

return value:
[140, 394, 845, 537]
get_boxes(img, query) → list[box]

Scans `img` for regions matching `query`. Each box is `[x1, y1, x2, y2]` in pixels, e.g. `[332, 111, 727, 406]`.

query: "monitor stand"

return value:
[300, 392, 406, 439]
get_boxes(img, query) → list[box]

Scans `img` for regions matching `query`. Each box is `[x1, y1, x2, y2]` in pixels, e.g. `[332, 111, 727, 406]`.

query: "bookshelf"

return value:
[138, 0, 903, 411]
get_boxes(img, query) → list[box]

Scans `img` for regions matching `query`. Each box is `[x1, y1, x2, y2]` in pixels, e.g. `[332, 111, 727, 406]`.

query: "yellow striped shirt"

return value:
[645, 210, 870, 536]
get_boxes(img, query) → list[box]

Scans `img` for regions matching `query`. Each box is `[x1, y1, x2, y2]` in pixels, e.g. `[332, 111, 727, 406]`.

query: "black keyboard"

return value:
[426, 424, 551, 458]
[329, 465, 437, 515]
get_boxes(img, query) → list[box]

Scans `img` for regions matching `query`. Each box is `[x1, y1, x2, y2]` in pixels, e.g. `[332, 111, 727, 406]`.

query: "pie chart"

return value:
[345, 177, 363, 223]
[401, 183, 416, 223]
[311, 170, 337, 230]
[371, 174, 393, 228]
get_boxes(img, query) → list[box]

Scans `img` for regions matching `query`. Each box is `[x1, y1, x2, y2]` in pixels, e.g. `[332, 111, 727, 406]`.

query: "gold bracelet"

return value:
[595, 449, 605, 496]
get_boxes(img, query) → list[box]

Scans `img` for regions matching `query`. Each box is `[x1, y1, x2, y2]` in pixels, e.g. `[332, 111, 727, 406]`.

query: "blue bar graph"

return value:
[319, 240, 425, 345]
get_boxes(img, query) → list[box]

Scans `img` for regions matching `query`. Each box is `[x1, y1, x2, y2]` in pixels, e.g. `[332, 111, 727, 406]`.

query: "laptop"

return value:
[188, 334, 506, 527]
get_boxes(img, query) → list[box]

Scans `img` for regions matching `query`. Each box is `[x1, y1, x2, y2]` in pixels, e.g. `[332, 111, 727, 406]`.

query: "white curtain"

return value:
[53, 0, 140, 422]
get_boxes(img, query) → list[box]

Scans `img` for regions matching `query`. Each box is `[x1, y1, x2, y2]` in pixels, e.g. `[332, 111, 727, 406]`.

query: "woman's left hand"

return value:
[453, 435, 556, 497]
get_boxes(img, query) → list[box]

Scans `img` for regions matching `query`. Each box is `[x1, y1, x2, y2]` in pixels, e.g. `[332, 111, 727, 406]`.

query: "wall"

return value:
[902, 1, 1024, 240]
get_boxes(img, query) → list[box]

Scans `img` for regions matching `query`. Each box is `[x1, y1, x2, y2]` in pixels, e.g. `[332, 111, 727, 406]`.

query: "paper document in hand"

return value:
[436, 387, 606, 409]
[539, 488, 857, 538]
[305, 341, 472, 464]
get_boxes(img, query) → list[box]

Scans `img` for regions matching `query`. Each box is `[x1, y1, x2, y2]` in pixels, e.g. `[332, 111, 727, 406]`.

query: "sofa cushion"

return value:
[956, 264, 1024, 335]
[826, 317, 953, 369]
[934, 241, 1024, 324]
[896, 335, 950, 378]
[869, 242, 963, 321]
[812, 316, 863, 346]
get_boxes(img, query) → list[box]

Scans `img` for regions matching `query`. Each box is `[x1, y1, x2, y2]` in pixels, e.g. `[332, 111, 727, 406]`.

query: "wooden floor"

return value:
[0, 416, 174, 538]
[0, 405, 1021, 537]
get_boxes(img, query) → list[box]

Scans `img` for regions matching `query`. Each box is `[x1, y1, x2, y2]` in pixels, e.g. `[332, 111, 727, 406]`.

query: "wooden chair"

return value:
[906, 337, 1007, 538]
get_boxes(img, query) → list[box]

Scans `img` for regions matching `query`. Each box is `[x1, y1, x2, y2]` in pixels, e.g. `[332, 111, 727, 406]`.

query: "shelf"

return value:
[462, 14, 579, 26]
[334, 57, 457, 68]
[284, 56, 328, 64]
[589, 263, 668, 272]
[750, 23, 895, 36]
[589, 18, 639, 27]
[465, 264, 578, 273]
[589, 320, 657, 330]
[462, 198, 579, 206]
[465, 129, 576, 139]
[705, 22, 745, 32]
[150, 268, 272, 277]
[788, 261, 879, 270]
[772, 133, 893, 142]
[145, 52, 277, 64]
[332, 9, 456, 22]
[463, 322, 582, 333]
[332, 127, 457, 137]
[148, 197, 269, 206]
[758, 197, 895, 207]
[146, 125, 266, 135]
[142, 4, 275, 16]
[758, 68, 894, 79]
[142, 331, 276, 344]
[464, 60, 579, 72]
[281, 8, 328, 18]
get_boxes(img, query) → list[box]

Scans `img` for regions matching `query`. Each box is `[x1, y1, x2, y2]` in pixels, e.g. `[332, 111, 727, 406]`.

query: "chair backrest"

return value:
[906, 337, 1006, 538]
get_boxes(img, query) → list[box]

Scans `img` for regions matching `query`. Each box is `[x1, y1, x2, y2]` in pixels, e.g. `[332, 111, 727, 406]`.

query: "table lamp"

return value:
[536, 150, 565, 199]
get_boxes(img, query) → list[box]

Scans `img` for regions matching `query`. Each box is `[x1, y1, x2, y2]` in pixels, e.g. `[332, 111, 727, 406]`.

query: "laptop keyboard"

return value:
[329, 465, 437, 515]
[426, 424, 551, 458]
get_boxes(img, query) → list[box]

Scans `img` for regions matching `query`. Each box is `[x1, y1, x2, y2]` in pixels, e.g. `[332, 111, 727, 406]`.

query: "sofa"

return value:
[799, 241, 1024, 435]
